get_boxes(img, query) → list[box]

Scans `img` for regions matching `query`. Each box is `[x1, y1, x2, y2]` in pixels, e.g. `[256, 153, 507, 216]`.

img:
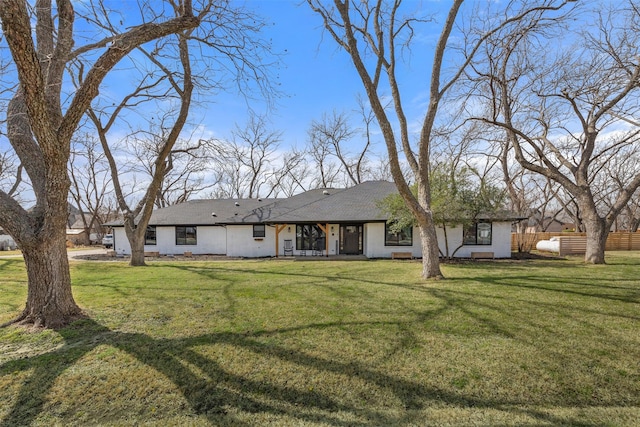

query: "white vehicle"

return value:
[102, 234, 114, 248]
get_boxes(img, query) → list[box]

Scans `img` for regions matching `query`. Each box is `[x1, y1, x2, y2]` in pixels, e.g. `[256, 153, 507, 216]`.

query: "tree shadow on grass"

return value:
[164, 262, 430, 297]
[448, 272, 640, 305]
[160, 261, 640, 353]
[4, 260, 636, 425]
[1, 315, 623, 427]
[167, 261, 640, 322]
[0, 258, 24, 275]
[0, 318, 430, 426]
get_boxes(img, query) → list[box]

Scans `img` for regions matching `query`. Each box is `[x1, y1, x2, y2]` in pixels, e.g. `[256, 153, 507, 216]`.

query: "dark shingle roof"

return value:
[107, 181, 524, 227]
[107, 181, 400, 226]
[266, 181, 397, 223]
[149, 198, 278, 225]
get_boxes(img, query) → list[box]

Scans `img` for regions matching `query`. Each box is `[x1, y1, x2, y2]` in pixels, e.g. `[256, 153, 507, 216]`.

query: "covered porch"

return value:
[272, 222, 365, 257]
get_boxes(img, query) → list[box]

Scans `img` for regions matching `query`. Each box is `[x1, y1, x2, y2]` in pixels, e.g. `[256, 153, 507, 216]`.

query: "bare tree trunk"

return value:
[514, 220, 536, 253]
[129, 239, 146, 266]
[582, 215, 607, 264]
[0, 0, 200, 329]
[417, 176, 443, 278]
[418, 222, 443, 279]
[16, 234, 83, 329]
[123, 216, 147, 267]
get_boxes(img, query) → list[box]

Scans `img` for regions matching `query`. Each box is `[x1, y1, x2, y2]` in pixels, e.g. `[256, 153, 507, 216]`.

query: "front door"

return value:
[340, 224, 363, 255]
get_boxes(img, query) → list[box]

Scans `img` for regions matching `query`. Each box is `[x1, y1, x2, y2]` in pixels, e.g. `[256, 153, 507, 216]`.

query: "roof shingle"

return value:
[108, 181, 399, 226]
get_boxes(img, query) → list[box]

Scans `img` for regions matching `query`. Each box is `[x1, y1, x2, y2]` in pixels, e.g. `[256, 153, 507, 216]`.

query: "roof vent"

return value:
[323, 190, 330, 195]
[258, 198, 262, 202]
[234, 201, 240, 206]
[211, 212, 217, 217]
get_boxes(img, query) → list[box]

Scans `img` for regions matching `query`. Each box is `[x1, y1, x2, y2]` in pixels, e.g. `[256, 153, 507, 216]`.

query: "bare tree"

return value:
[487, 127, 570, 249]
[528, 177, 568, 231]
[87, 24, 195, 266]
[472, 1, 640, 263]
[306, 124, 342, 189]
[119, 127, 220, 209]
[307, 0, 573, 278]
[264, 148, 308, 197]
[354, 94, 393, 182]
[155, 139, 221, 208]
[68, 135, 114, 245]
[304, 101, 382, 189]
[621, 196, 640, 232]
[81, 1, 278, 266]
[0, 151, 24, 201]
[206, 113, 308, 199]
[596, 146, 640, 231]
[308, 110, 374, 186]
[0, 0, 200, 328]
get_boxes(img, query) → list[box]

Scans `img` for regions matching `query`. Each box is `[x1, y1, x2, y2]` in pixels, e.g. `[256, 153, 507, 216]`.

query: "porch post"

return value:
[275, 224, 287, 257]
[326, 223, 329, 256]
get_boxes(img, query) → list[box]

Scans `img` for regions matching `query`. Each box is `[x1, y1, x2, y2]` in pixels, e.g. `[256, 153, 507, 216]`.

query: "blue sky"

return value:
[0, 0, 452, 161]
[201, 0, 446, 151]
[203, 0, 370, 148]
[0, 0, 448, 202]
[1, 1, 595, 162]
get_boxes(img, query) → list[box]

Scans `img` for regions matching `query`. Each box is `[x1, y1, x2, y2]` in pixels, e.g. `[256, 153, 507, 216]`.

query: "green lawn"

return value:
[1, 254, 639, 426]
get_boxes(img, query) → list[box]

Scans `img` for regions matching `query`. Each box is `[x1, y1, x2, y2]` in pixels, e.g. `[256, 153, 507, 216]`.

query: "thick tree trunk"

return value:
[583, 216, 608, 264]
[130, 240, 146, 266]
[16, 234, 83, 329]
[0, 0, 201, 330]
[124, 222, 147, 267]
[418, 221, 443, 279]
[81, 232, 92, 246]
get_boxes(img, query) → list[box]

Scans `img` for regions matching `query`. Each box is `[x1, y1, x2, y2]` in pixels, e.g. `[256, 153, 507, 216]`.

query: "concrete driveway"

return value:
[67, 247, 109, 260]
[0, 247, 109, 260]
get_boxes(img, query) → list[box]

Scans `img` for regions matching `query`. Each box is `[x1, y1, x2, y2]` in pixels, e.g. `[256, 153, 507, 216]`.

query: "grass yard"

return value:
[0, 254, 639, 426]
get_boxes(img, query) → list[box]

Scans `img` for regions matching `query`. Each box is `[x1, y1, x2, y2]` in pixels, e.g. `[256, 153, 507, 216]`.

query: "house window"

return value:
[253, 224, 265, 238]
[296, 224, 325, 251]
[385, 222, 413, 246]
[145, 226, 157, 245]
[176, 226, 197, 245]
[463, 221, 492, 245]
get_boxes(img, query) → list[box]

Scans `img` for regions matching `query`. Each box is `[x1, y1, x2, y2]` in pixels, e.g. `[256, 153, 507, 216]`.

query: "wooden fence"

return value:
[511, 232, 640, 253]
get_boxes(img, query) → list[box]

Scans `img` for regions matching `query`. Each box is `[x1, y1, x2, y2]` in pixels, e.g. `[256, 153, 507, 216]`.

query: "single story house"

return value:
[66, 212, 107, 245]
[525, 215, 576, 233]
[108, 181, 519, 259]
[65, 228, 90, 246]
